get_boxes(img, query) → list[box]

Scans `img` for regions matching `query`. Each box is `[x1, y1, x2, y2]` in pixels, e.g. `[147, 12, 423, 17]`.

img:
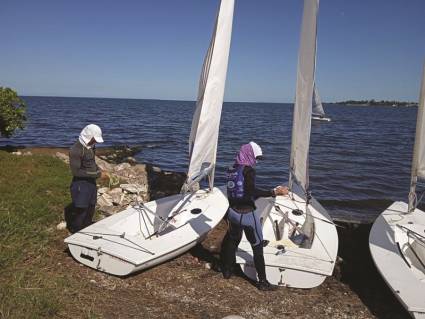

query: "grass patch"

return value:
[0, 151, 100, 318]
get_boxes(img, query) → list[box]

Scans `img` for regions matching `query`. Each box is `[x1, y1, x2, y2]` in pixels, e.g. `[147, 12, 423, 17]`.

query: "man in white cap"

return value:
[65, 124, 104, 233]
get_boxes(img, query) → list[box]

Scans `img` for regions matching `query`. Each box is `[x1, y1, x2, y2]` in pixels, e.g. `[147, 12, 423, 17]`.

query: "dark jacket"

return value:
[69, 141, 100, 180]
[229, 166, 274, 212]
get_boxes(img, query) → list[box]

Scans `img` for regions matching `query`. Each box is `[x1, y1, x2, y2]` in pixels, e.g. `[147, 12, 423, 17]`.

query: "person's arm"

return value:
[244, 167, 275, 199]
[69, 146, 99, 178]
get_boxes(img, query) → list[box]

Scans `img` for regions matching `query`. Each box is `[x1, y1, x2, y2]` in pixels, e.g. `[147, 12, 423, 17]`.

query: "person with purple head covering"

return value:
[220, 141, 288, 291]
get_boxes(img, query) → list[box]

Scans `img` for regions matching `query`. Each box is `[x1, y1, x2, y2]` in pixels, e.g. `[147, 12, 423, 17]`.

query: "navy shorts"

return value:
[70, 180, 97, 208]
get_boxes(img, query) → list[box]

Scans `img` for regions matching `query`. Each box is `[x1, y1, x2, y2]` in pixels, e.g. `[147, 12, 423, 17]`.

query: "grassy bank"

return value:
[0, 151, 99, 318]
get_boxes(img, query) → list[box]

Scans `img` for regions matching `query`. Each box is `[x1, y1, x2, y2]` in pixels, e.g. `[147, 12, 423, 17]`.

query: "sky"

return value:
[0, 0, 424, 103]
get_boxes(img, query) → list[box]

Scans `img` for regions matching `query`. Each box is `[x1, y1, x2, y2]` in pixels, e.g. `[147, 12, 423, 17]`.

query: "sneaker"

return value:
[257, 279, 278, 291]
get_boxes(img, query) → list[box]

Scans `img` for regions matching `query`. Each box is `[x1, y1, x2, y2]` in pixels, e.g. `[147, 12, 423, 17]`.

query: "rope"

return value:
[415, 190, 425, 207]
[78, 231, 155, 255]
[137, 205, 151, 240]
[266, 198, 335, 263]
[271, 199, 344, 228]
[396, 224, 425, 242]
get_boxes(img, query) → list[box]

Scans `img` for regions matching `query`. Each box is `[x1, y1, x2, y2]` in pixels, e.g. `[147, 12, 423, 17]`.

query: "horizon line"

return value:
[20, 94, 418, 105]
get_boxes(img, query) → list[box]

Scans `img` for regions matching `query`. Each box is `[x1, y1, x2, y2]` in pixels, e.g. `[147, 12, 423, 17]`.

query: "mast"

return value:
[182, 0, 235, 193]
[289, 0, 319, 198]
[408, 62, 425, 213]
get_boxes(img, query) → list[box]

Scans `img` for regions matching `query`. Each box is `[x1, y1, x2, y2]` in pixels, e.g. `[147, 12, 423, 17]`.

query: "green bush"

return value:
[0, 87, 27, 138]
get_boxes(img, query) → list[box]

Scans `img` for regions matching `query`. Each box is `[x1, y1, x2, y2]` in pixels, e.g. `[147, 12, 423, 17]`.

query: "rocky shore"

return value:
[5, 144, 187, 220]
[2, 145, 410, 318]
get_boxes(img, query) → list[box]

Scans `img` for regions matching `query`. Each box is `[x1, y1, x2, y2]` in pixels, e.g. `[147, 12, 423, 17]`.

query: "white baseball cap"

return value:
[80, 124, 104, 144]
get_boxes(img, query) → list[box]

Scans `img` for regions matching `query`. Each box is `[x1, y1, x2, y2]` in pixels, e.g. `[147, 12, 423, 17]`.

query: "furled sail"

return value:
[289, 0, 319, 193]
[312, 84, 325, 117]
[408, 62, 425, 212]
[183, 0, 235, 192]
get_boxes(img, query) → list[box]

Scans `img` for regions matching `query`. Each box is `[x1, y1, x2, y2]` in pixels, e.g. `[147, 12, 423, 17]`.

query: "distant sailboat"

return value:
[235, 0, 338, 289]
[64, 0, 234, 276]
[369, 62, 425, 319]
[312, 85, 331, 122]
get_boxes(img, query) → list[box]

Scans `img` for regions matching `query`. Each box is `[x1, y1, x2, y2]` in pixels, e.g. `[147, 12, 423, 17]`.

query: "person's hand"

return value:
[274, 185, 289, 196]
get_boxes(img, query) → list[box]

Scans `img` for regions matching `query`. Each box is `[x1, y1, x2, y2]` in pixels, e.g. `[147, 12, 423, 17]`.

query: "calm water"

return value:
[0, 96, 418, 221]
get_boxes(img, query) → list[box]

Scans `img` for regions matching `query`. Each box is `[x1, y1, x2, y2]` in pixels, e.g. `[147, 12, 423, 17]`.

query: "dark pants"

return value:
[220, 208, 267, 281]
[65, 179, 97, 233]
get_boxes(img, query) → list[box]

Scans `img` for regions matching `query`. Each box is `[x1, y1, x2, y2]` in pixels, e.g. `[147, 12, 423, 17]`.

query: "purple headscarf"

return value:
[235, 143, 256, 167]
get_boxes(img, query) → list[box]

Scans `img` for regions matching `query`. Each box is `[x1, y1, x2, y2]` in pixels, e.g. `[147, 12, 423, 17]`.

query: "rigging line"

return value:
[78, 232, 155, 255]
[408, 234, 425, 249]
[135, 203, 174, 232]
[169, 190, 198, 216]
[155, 191, 200, 233]
[122, 237, 155, 255]
[306, 206, 334, 264]
[396, 224, 425, 241]
[137, 206, 150, 240]
[415, 190, 425, 206]
[265, 206, 333, 263]
[273, 206, 306, 235]
[271, 199, 344, 228]
[310, 227, 334, 263]
[79, 231, 125, 238]
[258, 246, 333, 263]
[408, 242, 425, 270]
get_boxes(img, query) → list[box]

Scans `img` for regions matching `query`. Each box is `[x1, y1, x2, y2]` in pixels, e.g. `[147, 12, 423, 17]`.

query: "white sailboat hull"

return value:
[369, 201, 425, 319]
[236, 186, 338, 289]
[312, 115, 331, 122]
[65, 187, 228, 276]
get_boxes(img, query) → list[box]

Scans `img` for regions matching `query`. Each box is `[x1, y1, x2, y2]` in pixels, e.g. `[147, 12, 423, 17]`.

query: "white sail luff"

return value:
[312, 84, 325, 117]
[408, 62, 425, 212]
[186, 0, 234, 189]
[289, 0, 319, 192]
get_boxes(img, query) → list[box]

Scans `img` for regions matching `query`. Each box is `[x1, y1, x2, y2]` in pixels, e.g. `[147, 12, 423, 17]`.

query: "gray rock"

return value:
[97, 193, 113, 207]
[124, 156, 137, 164]
[114, 163, 131, 172]
[120, 196, 132, 206]
[56, 221, 67, 230]
[133, 164, 147, 174]
[111, 193, 124, 205]
[98, 205, 121, 216]
[120, 183, 147, 194]
[96, 157, 114, 172]
[108, 187, 123, 195]
[98, 187, 109, 195]
[55, 152, 69, 163]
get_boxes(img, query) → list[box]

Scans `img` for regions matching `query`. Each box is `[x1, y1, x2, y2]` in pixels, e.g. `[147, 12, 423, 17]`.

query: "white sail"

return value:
[408, 62, 425, 211]
[289, 0, 319, 193]
[185, 0, 234, 191]
[312, 84, 325, 117]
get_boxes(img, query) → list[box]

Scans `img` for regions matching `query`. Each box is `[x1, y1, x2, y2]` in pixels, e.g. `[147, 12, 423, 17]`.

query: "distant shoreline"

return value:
[330, 100, 418, 107]
[19, 95, 419, 107]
